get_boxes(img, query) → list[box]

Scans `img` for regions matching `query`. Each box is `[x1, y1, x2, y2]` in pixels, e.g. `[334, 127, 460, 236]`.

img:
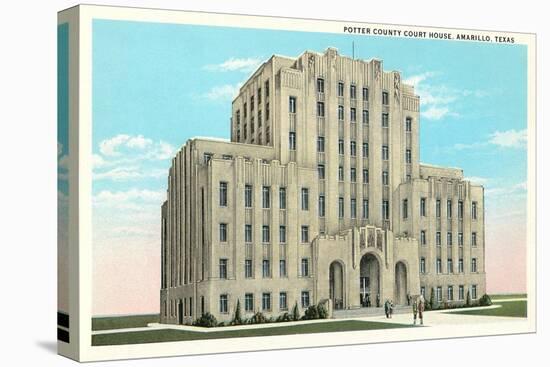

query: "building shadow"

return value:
[35, 340, 57, 354]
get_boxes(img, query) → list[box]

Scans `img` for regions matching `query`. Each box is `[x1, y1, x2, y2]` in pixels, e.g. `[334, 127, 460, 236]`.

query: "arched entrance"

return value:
[329, 261, 344, 310]
[394, 261, 408, 305]
[359, 254, 380, 307]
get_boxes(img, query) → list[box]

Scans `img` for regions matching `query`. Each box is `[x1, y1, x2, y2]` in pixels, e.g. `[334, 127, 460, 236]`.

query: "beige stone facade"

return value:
[160, 48, 486, 325]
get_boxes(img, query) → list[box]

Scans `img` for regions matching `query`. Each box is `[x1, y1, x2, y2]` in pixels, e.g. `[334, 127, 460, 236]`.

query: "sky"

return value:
[90, 19, 528, 315]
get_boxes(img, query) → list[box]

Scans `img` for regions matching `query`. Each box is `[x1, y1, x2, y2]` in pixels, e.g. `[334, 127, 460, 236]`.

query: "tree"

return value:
[232, 299, 243, 325]
[466, 290, 471, 307]
[292, 301, 300, 321]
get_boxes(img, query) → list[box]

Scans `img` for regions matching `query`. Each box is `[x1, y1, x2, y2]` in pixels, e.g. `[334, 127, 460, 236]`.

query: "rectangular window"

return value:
[362, 110, 369, 124]
[436, 199, 441, 218]
[447, 232, 452, 246]
[472, 232, 477, 247]
[350, 141, 357, 156]
[406, 149, 412, 164]
[447, 199, 452, 219]
[265, 80, 270, 97]
[420, 258, 426, 274]
[471, 258, 477, 273]
[406, 117, 412, 132]
[219, 223, 227, 242]
[317, 102, 325, 117]
[250, 95, 254, 111]
[420, 198, 426, 216]
[362, 142, 369, 157]
[245, 293, 254, 312]
[350, 108, 357, 122]
[279, 225, 287, 243]
[420, 230, 426, 245]
[245, 185, 253, 208]
[262, 259, 270, 278]
[382, 91, 389, 105]
[220, 294, 228, 313]
[317, 136, 325, 152]
[279, 187, 286, 209]
[289, 96, 296, 113]
[350, 85, 357, 99]
[362, 87, 369, 101]
[472, 201, 478, 220]
[301, 225, 309, 243]
[219, 182, 228, 206]
[301, 291, 310, 308]
[350, 167, 356, 182]
[301, 188, 309, 210]
[448, 286, 454, 301]
[262, 186, 270, 209]
[338, 82, 344, 97]
[458, 200, 464, 219]
[266, 103, 270, 121]
[258, 87, 262, 104]
[350, 198, 357, 218]
[382, 113, 389, 128]
[362, 199, 369, 219]
[436, 231, 441, 246]
[459, 285, 465, 300]
[338, 139, 344, 155]
[289, 132, 296, 150]
[339, 197, 344, 218]
[279, 259, 287, 277]
[279, 292, 288, 310]
[262, 225, 270, 243]
[204, 153, 212, 164]
[301, 258, 309, 277]
[436, 258, 442, 274]
[363, 169, 369, 183]
[262, 292, 271, 311]
[403, 199, 408, 219]
[338, 166, 344, 181]
[317, 78, 325, 93]
[382, 200, 390, 220]
[338, 105, 344, 120]
[458, 259, 464, 273]
[219, 259, 227, 279]
[382, 171, 389, 185]
[318, 164, 325, 179]
[245, 224, 252, 243]
[319, 196, 326, 217]
[382, 145, 389, 160]
[471, 285, 478, 300]
[447, 259, 453, 273]
[436, 287, 442, 302]
[245, 259, 252, 278]
[458, 232, 464, 246]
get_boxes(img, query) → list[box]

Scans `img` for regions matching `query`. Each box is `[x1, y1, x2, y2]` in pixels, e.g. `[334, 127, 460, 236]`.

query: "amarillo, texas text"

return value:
[343, 26, 515, 43]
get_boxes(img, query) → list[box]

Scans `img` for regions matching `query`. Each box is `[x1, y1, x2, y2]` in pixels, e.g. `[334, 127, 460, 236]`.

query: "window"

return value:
[338, 105, 344, 120]
[338, 82, 344, 97]
[289, 96, 296, 113]
[350, 85, 357, 99]
[245, 260, 252, 278]
[279, 187, 286, 209]
[458, 285, 465, 300]
[265, 80, 270, 98]
[266, 103, 270, 121]
[350, 198, 357, 218]
[436, 287, 442, 302]
[362, 199, 369, 219]
[262, 186, 270, 208]
[262, 292, 271, 311]
[382, 145, 389, 160]
[472, 201, 478, 220]
[262, 225, 270, 243]
[317, 136, 325, 152]
[279, 226, 287, 243]
[245, 185, 253, 208]
[382, 113, 389, 127]
[301, 226, 309, 243]
[219, 259, 227, 279]
[317, 164, 325, 180]
[279, 292, 288, 310]
[382, 200, 390, 220]
[436, 199, 441, 218]
[406, 149, 412, 164]
[458, 232, 464, 246]
[363, 169, 369, 183]
[301, 258, 309, 277]
[405, 117, 412, 132]
[245, 224, 252, 243]
[420, 198, 426, 216]
[245, 293, 254, 312]
[338, 166, 344, 181]
[204, 153, 213, 164]
[447, 199, 452, 218]
[279, 259, 287, 277]
[382, 91, 389, 105]
[219, 223, 227, 242]
[362, 110, 369, 124]
[458, 259, 464, 273]
[350, 141, 357, 156]
[250, 95, 254, 111]
[402, 199, 408, 219]
[350, 168, 356, 182]
[382, 171, 389, 186]
[471, 285, 478, 300]
[447, 232, 452, 246]
[219, 182, 228, 206]
[301, 188, 309, 210]
[436, 231, 441, 246]
[220, 294, 228, 313]
[318, 196, 326, 217]
[420, 258, 426, 274]
[407, 174, 411, 182]
[350, 108, 357, 122]
[447, 286, 454, 301]
[458, 200, 464, 219]
[317, 78, 325, 93]
[338, 139, 344, 155]
[243, 103, 247, 118]
[447, 259, 453, 273]
[258, 110, 262, 127]
[262, 259, 270, 278]
[362, 142, 369, 157]
[420, 230, 426, 245]
[362, 87, 369, 101]
[301, 291, 310, 308]
[472, 232, 477, 247]
[436, 258, 442, 274]
[317, 102, 325, 117]
[338, 197, 344, 218]
[289, 132, 296, 150]
[471, 258, 477, 273]
[222, 154, 233, 160]
[257, 87, 262, 104]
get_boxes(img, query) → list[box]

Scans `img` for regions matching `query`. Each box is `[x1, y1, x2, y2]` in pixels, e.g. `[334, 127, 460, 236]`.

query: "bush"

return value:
[466, 290, 471, 307]
[317, 303, 329, 319]
[292, 302, 300, 321]
[276, 312, 292, 322]
[193, 312, 218, 328]
[302, 303, 329, 320]
[231, 300, 243, 325]
[479, 294, 492, 307]
[249, 311, 268, 324]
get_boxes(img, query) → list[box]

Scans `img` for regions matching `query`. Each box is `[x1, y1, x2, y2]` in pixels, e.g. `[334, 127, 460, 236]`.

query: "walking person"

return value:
[412, 296, 418, 325]
[389, 300, 394, 318]
[418, 294, 425, 325]
[384, 299, 390, 318]
[376, 293, 380, 308]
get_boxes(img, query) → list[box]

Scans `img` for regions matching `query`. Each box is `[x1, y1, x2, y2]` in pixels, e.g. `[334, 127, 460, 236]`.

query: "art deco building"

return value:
[160, 47, 486, 324]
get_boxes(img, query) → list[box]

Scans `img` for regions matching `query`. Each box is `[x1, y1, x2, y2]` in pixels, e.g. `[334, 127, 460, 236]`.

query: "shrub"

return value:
[276, 312, 292, 322]
[292, 302, 300, 321]
[193, 312, 218, 328]
[249, 311, 268, 324]
[317, 303, 329, 319]
[231, 300, 243, 325]
[466, 290, 471, 307]
[303, 305, 319, 320]
[479, 294, 492, 307]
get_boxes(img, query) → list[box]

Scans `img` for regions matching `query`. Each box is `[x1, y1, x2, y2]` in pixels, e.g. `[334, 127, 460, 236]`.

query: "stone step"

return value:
[333, 305, 411, 318]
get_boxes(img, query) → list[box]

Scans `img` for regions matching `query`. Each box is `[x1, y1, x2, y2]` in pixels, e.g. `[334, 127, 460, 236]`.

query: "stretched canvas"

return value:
[57, 4, 536, 362]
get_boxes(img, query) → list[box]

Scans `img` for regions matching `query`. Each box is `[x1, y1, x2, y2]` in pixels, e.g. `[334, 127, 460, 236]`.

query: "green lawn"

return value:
[92, 314, 160, 331]
[447, 300, 527, 318]
[488, 294, 527, 301]
[92, 320, 413, 346]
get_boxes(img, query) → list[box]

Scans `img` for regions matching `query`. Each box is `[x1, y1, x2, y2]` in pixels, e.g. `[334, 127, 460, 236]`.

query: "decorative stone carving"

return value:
[373, 60, 381, 82]
[394, 73, 401, 103]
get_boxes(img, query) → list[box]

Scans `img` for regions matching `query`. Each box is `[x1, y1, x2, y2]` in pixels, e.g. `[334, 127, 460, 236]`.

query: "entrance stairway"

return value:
[333, 305, 411, 318]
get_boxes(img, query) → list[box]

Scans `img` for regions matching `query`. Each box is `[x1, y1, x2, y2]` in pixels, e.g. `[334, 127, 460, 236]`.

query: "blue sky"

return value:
[90, 19, 528, 313]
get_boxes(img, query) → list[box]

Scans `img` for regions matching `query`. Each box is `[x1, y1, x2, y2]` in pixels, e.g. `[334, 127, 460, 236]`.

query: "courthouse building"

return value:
[160, 47, 486, 324]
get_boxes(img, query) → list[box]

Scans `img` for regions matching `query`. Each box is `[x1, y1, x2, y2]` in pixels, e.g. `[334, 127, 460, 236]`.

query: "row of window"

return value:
[235, 80, 270, 142]
[219, 258, 310, 279]
[403, 198, 479, 220]
[419, 230, 478, 247]
[420, 257, 479, 274]
[420, 285, 478, 302]
[220, 291, 310, 314]
[316, 78, 392, 106]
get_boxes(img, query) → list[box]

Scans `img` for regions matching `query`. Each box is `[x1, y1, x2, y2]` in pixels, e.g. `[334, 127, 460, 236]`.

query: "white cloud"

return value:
[93, 189, 165, 210]
[204, 57, 263, 73]
[99, 134, 153, 157]
[94, 166, 166, 181]
[485, 181, 527, 198]
[203, 83, 242, 101]
[488, 129, 527, 148]
[421, 106, 451, 120]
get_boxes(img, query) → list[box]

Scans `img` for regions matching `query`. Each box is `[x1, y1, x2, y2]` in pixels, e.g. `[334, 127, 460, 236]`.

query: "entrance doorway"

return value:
[394, 261, 408, 305]
[178, 300, 184, 324]
[329, 261, 344, 310]
[359, 254, 380, 307]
